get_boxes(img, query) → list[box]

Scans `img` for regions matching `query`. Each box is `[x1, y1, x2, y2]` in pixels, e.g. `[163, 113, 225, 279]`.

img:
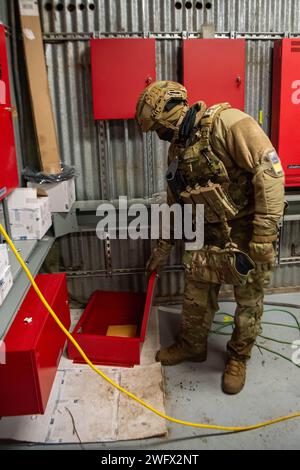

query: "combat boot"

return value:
[155, 341, 207, 366]
[222, 359, 246, 394]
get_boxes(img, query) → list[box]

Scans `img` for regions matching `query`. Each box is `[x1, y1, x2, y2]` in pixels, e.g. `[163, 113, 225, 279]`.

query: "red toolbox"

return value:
[0, 274, 71, 417]
[68, 273, 157, 367]
[271, 39, 300, 187]
[0, 24, 19, 200]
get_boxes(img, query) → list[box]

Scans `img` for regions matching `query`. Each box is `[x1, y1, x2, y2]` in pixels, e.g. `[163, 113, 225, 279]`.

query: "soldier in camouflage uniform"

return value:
[136, 81, 285, 394]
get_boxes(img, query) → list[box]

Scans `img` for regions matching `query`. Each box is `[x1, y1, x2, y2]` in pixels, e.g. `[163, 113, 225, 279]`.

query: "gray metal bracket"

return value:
[52, 207, 79, 239]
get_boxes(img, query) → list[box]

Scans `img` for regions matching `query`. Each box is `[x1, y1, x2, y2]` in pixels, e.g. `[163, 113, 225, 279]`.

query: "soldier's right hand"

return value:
[145, 240, 173, 278]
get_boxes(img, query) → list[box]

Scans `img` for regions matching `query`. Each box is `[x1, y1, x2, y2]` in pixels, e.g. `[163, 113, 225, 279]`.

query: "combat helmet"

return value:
[136, 81, 189, 134]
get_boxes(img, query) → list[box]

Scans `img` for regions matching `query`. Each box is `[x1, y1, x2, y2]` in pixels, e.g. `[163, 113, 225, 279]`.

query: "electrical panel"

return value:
[183, 39, 246, 110]
[272, 39, 300, 187]
[91, 39, 156, 120]
[0, 24, 19, 200]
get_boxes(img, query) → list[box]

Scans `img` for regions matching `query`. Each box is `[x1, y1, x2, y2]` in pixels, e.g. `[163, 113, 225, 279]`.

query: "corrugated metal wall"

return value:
[4, 1, 300, 299]
[0, 1, 8, 23]
[40, 0, 300, 202]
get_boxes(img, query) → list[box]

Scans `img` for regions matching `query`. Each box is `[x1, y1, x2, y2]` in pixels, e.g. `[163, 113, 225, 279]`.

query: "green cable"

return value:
[216, 308, 300, 333]
[264, 308, 300, 332]
[211, 317, 298, 356]
[210, 307, 300, 367]
[211, 328, 300, 366]
[212, 324, 296, 346]
[258, 334, 294, 346]
[262, 321, 299, 330]
[255, 344, 300, 369]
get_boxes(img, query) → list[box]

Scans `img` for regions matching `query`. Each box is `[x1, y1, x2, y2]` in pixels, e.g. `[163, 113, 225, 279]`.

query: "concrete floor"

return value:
[1, 292, 300, 450]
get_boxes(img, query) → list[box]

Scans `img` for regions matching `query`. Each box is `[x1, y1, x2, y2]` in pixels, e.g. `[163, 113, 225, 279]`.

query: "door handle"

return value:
[236, 75, 242, 86]
[146, 76, 153, 86]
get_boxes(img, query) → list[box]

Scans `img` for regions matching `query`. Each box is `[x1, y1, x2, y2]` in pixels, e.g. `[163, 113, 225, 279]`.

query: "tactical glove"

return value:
[146, 240, 173, 276]
[248, 241, 276, 285]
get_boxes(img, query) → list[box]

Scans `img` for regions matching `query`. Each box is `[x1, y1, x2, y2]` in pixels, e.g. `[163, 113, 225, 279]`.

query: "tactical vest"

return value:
[177, 103, 253, 220]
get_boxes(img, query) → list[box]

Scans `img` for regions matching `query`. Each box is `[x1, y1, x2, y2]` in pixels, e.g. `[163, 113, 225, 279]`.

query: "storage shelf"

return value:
[0, 235, 55, 339]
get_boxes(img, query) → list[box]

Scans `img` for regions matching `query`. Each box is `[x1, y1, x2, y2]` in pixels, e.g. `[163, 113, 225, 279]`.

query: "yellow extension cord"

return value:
[1, 222, 300, 433]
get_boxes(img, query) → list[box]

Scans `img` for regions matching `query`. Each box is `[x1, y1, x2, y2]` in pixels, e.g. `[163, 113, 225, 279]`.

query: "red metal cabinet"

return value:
[0, 24, 19, 200]
[91, 38, 156, 120]
[0, 274, 71, 417]
[68, 273, 157, 367]
[183, 39, 246, 110]
[271, 39, 300, 187]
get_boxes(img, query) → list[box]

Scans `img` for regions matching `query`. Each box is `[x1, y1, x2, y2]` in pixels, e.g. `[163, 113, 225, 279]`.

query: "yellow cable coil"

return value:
[1, 222, 299, 433]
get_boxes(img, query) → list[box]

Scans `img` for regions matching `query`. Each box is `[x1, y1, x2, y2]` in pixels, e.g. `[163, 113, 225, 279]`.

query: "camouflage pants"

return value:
[181, 215, 269, 362]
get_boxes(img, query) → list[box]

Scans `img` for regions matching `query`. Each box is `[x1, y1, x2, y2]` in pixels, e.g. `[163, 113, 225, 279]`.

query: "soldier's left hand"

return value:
[248, 241, 276, 284]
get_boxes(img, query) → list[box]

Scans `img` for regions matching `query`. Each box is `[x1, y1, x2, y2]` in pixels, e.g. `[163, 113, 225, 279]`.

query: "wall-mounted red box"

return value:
[183, 39, 246, 110]
[68, 273, 157, 367]
[0, 274, 71, 417]
[271, 39, 300, 187]
[91, 38, 156, 120]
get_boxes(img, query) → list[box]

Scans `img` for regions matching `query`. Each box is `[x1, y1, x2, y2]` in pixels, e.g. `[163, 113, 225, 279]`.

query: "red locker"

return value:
[183, 39, 246, 110]
[271, 39, 300, 187]
[0, 24, 19, 200]
[91, 39, 156, 120]
[0, 274, 71, 417]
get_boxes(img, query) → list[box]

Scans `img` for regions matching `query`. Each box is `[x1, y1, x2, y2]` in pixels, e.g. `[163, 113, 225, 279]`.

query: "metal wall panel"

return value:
[40, 0, 300, 201]
[32, 1, 300, 297]
[0, 1, 8, 24]
[40, 1, 300, 34]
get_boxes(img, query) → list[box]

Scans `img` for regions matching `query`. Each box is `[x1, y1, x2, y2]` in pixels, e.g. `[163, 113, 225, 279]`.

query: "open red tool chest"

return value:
[68, 272, 157, 368]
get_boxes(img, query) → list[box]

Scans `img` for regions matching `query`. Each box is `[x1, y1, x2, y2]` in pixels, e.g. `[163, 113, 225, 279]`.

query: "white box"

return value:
[0, 266, 13, 306]
[28, 178, 76, 213]
[0, 244, 9, 276]
[8, 196, 52, 241]
[7, 187, 42, 210]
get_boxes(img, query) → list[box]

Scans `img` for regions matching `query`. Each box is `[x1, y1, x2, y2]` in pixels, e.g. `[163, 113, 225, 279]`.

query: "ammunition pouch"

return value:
[184, 244, 255, 286]
[180, 182, 239, 223]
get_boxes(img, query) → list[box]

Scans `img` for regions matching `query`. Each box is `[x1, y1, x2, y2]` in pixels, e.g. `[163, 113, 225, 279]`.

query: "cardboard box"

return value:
[28, 178, 76, 213]
[0, 266, 13, 306]
[7, 187, 42, 210]
[18, 0, 61, 175]
[7, 188, 52, 240]
[0, 244, 10, 276]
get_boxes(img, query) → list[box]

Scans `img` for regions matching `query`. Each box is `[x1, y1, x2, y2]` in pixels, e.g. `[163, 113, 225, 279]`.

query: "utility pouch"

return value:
[184, 245, 255, 286]
[180, 182, 239, 223]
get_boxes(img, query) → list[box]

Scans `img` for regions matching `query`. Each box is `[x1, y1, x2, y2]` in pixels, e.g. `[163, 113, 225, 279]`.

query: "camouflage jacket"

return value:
[167, 105, 285, 242]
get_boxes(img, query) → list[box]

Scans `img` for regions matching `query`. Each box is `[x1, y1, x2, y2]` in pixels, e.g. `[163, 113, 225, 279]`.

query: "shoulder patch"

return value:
[264, 150, 284, 177]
